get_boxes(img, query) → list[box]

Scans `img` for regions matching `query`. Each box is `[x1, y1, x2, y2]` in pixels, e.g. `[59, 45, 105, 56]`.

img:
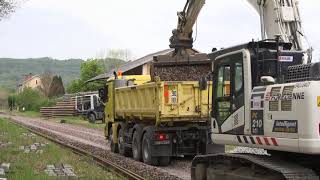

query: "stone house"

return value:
[17, 73, 42, 93]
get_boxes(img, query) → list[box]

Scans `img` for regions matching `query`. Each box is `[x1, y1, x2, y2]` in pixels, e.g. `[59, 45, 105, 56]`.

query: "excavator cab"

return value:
[211, 52, 245, 135]
[210, 40, 304, 136]
[192, 40, 307, 180]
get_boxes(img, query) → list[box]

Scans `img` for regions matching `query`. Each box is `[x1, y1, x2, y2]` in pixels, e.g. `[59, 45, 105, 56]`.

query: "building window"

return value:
[36, 80, 38, 85]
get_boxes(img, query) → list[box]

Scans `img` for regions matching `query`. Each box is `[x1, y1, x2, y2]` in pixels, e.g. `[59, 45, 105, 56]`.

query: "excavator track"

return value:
[191, 153, 319, 180]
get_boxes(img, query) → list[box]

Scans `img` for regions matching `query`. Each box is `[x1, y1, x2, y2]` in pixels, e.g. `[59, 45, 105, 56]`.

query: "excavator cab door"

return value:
[213, 52, 245, 135]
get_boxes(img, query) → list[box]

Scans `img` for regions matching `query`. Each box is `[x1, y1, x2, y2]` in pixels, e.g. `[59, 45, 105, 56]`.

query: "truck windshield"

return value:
[83, 96, 91, 110]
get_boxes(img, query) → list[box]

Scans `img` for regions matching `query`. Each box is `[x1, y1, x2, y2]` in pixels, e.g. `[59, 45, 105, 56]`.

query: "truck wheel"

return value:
[142, 132, 159, 166]
[132, 131, 142, 161]
[109, 128, 118, 153]
[118, 128, 131, 157]
[88, 113, 96, 124]
[158, 156, 171, 166]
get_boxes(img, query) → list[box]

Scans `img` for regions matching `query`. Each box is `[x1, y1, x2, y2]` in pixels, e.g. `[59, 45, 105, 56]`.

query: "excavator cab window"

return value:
[213, 53, 245, 127]
[215, 65, 231, 122]
[217, 66, 231, 97]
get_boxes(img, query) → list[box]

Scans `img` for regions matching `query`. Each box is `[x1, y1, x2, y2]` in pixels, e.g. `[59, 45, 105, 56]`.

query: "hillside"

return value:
[0, 57, 125, 91]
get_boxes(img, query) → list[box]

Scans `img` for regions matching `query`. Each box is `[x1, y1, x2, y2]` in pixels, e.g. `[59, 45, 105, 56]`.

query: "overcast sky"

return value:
[0, 0, 319, 61]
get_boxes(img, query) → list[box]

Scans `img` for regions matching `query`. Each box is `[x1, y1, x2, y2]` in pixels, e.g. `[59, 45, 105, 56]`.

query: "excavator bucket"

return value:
[152, 50, 211, 81]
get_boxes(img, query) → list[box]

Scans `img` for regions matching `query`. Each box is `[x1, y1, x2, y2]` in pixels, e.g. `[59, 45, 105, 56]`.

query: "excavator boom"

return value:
[169, 0, 308, 59]
[169, 0, 205, 55]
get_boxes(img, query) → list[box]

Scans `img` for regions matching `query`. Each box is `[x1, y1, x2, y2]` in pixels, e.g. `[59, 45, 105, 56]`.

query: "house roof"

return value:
[87, 48, 185, 82]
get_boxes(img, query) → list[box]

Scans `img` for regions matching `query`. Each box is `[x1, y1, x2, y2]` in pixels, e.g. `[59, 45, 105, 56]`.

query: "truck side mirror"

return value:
[99, 86, 108, 103]
[261, 76, 275, 85]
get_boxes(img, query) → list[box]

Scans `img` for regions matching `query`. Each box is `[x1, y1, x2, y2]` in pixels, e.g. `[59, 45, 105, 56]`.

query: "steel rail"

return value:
[8, 118, 145, 180]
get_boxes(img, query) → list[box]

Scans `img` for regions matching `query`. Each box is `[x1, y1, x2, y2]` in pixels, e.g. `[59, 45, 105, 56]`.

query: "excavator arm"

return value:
[169, 0, 205, 57]
[169, 0, 309, 60]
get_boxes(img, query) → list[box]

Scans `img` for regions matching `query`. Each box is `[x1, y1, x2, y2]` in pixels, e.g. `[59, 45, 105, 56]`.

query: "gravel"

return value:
[0, 114, 273, 180]
[153, 65, 211, 81]
[0, 114, 189, 180]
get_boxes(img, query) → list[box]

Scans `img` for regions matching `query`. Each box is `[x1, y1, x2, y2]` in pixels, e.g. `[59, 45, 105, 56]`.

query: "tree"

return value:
[80, 59, 105, 92]
[48, 76, 65, 97]
[38, 71, 53, 97]
[96, 49, 132, 61]
[7, 94, 15, 111]
[80, 59, 104, 81]
[66, 79, 83, 94]
[107, 49, 132, 61]
[0, 88, 9, 109]
[101, 58, 125, 73]
[66, 59, 105, 93]
[0, 0, 24, 21]
[16, 88, 41, 111]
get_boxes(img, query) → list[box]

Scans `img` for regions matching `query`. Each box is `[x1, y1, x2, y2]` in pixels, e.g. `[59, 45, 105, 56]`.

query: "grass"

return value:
[15, 111, 41, 118]
[11, 111, 105, 130]
[0, 118, 124, 180]
[52, 116, 105, 130]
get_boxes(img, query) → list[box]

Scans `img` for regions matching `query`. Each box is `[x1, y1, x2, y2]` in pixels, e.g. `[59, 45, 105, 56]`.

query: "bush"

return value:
[15, 88, 57, 112]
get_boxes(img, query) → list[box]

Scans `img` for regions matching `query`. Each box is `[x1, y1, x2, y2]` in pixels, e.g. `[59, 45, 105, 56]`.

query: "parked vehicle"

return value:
[75, 94, 104, 123]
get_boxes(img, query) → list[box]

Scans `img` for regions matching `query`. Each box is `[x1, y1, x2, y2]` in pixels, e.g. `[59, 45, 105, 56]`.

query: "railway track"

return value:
[9, 119, 145, 180]
[0, 114, 185, 180]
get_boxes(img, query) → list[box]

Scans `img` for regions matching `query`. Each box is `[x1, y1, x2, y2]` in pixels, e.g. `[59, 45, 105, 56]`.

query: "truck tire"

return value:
[132, 131, 142, 161]
[142, 130, 159, 166]
[158, 156, 171, 166]
[88, 113, 96, 124]
[118, 127, 131, 157]
[109, 128, 118, 153]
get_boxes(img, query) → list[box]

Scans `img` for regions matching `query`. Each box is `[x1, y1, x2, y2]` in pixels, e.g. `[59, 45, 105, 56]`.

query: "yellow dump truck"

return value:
[99, 75, 222, 166]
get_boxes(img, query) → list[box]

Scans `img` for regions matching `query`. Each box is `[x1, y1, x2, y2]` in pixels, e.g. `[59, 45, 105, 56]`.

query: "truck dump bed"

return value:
[114, 80, 211, 125]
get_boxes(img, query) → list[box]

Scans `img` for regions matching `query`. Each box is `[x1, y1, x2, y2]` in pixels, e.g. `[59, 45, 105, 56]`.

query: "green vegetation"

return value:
[15, 88, 57, 111]
[14, 111, 104, 130]
[67, 58, 124, 93]
[67, 59, 104, 93]
[0, 57, 83, 91]
[15, 111, 41, 118]
[0, 57, 124, 93]
[0, 56, 125, 110]
[53, 116, 105, 130]
[0, 88, 10, 110]
[0, 118, 124, 180]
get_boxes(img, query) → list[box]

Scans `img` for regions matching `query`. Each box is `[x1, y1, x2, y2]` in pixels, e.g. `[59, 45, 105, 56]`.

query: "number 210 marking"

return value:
[252, 119, 263, 128]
